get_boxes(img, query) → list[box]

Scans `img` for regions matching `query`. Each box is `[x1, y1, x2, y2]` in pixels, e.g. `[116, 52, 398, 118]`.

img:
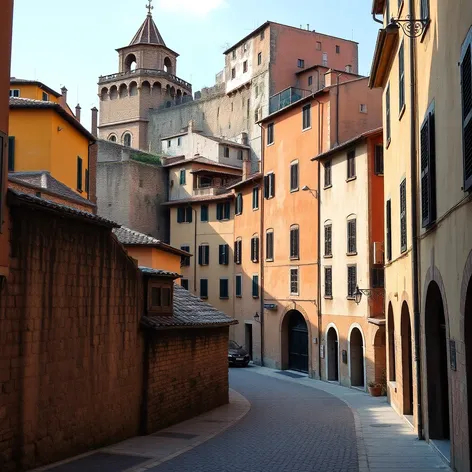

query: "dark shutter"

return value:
[347, 150, 356, 179]
[236, 276, 242, 297]
[264, 175, 269, 199]
[220, 279, 229, 298]
[348, 219, 356, 254]
[219, 245, 224, 265]
[374, 145, 384, 175]
[290, 227, 299, 259]
[253, 187, 259, 209]
[216, 203, 223, 220]
[198, 245, 203, 265]
[85, 169, 89, 193]
[7, 136, 14, 171]
[421, 107, 437, 227]
[252, 275, 259, 297]
[348, 265, 357, 298]
[269, 173, 275, 197]
[399, 42, 405, 111]
[266, 231, 274, 260]
[224, 244, 229, 264]
[461, 40, 472, 191]
[177, 207, 183, 223]
[200, 279, 208, 298]
[290, 163, 298, 190]
[324, 160, 332, 187]
[255, 237, 259, 262]
[77, 157, 83, 190]
[201, 205, 208, 222]
[372, 268, 385, 288]
[205, 245, 210, 264]
[386, 200, 392, 261]
[400, 180, 407, 252]
[224, 202, 230, 220]
[186, 207, 193, 223]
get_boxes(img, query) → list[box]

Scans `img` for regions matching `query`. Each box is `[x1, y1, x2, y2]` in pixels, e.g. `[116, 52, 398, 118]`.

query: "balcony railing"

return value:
[193, 187, 229, 197]
[269, 87, 312, 115]
[98, 68, 192, 90]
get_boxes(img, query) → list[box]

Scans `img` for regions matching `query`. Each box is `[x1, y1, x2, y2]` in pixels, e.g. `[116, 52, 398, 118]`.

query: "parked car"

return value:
[228, 340, 250, 367]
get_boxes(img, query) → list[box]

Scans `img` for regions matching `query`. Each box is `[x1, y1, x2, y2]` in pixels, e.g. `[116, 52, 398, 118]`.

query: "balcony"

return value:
[193, 187, 229, 197]
[98, 68, 192, 90]
[268, 87, 311, 115]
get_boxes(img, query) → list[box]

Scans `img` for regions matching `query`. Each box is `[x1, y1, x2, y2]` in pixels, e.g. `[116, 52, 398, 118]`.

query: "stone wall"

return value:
[0, 204, 144, 472]
[144, 327, 229, 433]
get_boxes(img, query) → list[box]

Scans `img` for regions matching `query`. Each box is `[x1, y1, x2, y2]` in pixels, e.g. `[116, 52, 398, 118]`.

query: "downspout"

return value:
[335, 75, 340, 145]
[372, 12, 383, 25]
[408, 0, 423, 440]
[257, 122, 265, 367]
[193, 207, 197, 293]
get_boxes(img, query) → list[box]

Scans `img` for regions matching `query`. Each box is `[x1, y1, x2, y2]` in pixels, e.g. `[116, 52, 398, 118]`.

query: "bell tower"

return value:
[97, 0, 192, 150]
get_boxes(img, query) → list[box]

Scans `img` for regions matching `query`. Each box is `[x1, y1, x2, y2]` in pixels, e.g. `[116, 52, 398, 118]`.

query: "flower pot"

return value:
[369, 386, 382, 397]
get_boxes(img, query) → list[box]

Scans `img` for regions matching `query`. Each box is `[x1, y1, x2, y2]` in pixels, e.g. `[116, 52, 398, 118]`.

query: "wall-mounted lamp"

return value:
[354, 285, 385, 305]
[254, 312, 261, 324]
[302, 185, 318, 198]
[386, 15, 428, 38]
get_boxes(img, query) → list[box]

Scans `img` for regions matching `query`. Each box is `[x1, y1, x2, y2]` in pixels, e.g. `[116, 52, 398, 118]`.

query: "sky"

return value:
[11, 0, 381, 130]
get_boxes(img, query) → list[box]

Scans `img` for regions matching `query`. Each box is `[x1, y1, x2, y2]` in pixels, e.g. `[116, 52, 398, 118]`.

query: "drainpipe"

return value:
[372, 12, 383, 25]
[335, 74, 342, 146]
[408, 0, 423, 441]
[257, 122, 265, 367]
[193, 207, 197, 293]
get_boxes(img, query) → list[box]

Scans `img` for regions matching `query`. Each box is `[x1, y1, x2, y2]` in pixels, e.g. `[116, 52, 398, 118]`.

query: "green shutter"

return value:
[77, 157, 83, 191]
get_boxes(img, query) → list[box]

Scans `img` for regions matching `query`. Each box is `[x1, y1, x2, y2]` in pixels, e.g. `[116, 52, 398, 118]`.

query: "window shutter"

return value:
[421, 108, 436, 227]
[264, 175, 269, 199]
[205, 245, 210, 264]
[198, 245, 203, 265]
[386, 200, 392, 261]
[77, 157, 83, 190]
[217, 203, 222, 220]
[255, 237, 259, 262]
[270, 173, 275, 197]
[8, 136, 15, 171]
[251, 238, 255, 261]
[461, 40, 472, 191]
[219, 245, 224, 265]
[225, 244, 229, 264]
[187, 207, 193, 223]
[400, 180, 407, 252]
[177, 208, 183, 223]
[295, 228, 299, 258]
[224, 202, 230, 220]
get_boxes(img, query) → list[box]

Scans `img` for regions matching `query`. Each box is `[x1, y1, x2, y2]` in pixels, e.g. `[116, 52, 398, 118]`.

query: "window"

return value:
[179, 169, 186, 185]
[7, 136, 15, 171]
[264, 173, 275, 199]
[399, 41, 405, 113]
[308, 76, 313, 86]
[347, 265, 357, 299]
[200, 279, 208, 298]
[220, 279, 229, 299]
[243, 61, 248, 73]
[231, 67, 236, 79]
[235, 275, 242, 297]
[167, 140, 171, 148]
[316, 41, 322, 51]
[177, 137, 181, 146]
[386, 200, 392, 261]
[400, 179, 407, 253]
[148, 283, 172, 314]
[85, 169, 89, 194]
[290, 268, 299, 295]
[421, 0, 430, 20]
[108, 135, 117, 142]
[325, 267, 333, 298]
[290, 162, 299, 191]
[237, 149, 243, 161]
[254, 108, 260, 122]
[177, 207, 192, 223]
[347, 149, 356, 179]
[336, 45, 340, 54]
[386, 84, 391, 143]
[260, 30, 265, 40]
[217, 201, 231, 220]
[267, 122, 274, 145]
[345, 65, 353, 73]
[347, 218, 357, 254]
[324, 160, 332, 187]
[258, 52, 262, 65]
[234, 239, 242, 264]
[360, 104, 368, 113]
[255, 85, 259, 98]
[219, 244, 230, 265]
[252, 275, 259, 298]
[298, 59, 305, 68]
[42, 92, 48, 101]
[201, 204, 209, 222]
[372, 268, 385, 288]
[322, 52, 328, 66]
[181, 279, 189, 290]
[224, 146, 230, 158]
[123, 133, 131, 147]
[266, 230, 274, 261]
[324, 224, 332, 257]
[9, 89, 20, 97]
[302, 104, 311, 130]
[198, 244, 210, 266]
[77, 157, 83, 191]
[243, 43, 248, 52]
[252, 186, 259, 209]
[375, 145, 384, 175]
[461, 29, 472, 192]
[251, 235, 260, 263]
[232, 49, 236, 59]
[235, 193, 243, 215]
[290, 225, 300, 260]
[180, 246, 190, 267]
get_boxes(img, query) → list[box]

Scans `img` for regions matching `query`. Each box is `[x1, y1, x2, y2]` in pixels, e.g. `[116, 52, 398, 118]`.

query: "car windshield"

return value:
[228, 340, 240, 350]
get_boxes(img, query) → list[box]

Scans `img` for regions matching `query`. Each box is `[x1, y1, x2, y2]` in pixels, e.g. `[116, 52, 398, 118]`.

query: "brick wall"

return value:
[144, 327, 229, 433]
[0, 205, 144, 471]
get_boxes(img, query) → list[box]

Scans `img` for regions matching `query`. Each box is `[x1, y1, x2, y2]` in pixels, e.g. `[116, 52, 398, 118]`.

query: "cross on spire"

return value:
[146, 0, 153, 15]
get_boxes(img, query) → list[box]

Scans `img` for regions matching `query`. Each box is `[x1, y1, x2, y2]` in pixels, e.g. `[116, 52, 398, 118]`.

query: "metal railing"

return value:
[268, 87, 311, 114]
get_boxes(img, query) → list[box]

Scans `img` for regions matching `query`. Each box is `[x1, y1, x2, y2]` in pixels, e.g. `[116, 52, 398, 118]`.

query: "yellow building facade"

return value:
[370, 1, 472, 469]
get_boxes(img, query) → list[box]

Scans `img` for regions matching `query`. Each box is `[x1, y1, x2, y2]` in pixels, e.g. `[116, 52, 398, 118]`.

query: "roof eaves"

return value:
[223, 21, 270, 54]
[10, 79, 61, 98]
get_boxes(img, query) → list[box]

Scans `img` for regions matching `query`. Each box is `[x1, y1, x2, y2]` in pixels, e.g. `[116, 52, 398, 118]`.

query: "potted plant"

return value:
[368, 381, 382, 397]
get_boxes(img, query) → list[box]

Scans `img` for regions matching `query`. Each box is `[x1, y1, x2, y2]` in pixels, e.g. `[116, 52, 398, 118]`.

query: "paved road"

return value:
[148, 367, 358, 472]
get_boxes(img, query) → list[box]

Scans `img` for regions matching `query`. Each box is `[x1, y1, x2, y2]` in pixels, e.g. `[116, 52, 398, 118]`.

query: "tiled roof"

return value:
[9, 98, 95, 141]
[190, 168, 242, 177]
[113, 226, 192, 257]
[162, 192, 234, 206]
[10, 78, 61, 97]
[130, 14, 166, 46]
[226, 172, 262, 190]
[195, 133, 250, 149]
[8, 171, 95, 207]
[141, 284, 237, 330]
[139, 267, 181, 278]
[7, 189, 118, 228]
[163, 155, 243, 171]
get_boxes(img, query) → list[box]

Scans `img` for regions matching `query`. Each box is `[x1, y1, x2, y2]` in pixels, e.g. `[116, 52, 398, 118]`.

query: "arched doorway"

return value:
[425, 281, 450, 441]
[373, 328, 386, 383]
[388, 303, 396, 381]
[349, 326, 364, 388]
[286, 311, 308, 372]
[327, 326, 339, 381]
[464, 276, 472, 464]
[401, 302, 413, 416]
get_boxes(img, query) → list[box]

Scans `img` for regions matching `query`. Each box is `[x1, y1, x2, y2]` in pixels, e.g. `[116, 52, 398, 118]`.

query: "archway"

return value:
[125, 53, 137, 72]
[388, 303, 396, 381]
[164, 57, 173, 74]
[100, 87, 109, 101]
[465, 276, 472, 464]
[129, 81, 138, 97]
[327, 326, 339, 381]
[109, 85, 118, 100]
[349, 326, 364, 388]
[401, 302, 413, 416]
[425, 281, 450, 441]
[118, 83, 127, 98]
[141, 81, 151, 95]
[283, 310, 308, 372]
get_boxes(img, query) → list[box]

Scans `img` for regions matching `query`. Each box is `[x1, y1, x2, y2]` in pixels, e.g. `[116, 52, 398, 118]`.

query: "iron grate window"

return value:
[400, 179, 407, 253]
[290, 226, 300, 260]
[266, 230, 274, 261]
[347, 219, 357, 254]
[234, 239, 242, 265]
[324, 160, 332, 187]
[347, 149, 356, 179]
[290, 268, 299, 295]
[324, 224, 332, 257]
[251, 236, 260, 263]
[347, 265, 357, 299]
[372, 268, 385, 288]
[325, 267, 333, 298]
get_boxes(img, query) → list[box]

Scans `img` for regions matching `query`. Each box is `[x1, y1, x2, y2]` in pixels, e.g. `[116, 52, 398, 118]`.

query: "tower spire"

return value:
[146, 0, 153, 16]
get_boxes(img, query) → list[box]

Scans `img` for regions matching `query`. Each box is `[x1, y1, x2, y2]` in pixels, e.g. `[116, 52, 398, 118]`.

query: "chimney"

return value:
[91, 107, 98, 137]
[324, 69, 334, 87]
[60, 86, 68, 108]
[75, 104, 81, 122]
[242, 154, 252, 180]
[241, 132, 249, 146]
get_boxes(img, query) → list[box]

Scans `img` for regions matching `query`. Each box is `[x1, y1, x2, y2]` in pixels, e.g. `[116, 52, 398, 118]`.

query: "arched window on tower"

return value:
[125, 53, 137, 73]
[123, 132, 132, 147]
[108, 134, 117, 143]
[164, 57, 173, 74]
